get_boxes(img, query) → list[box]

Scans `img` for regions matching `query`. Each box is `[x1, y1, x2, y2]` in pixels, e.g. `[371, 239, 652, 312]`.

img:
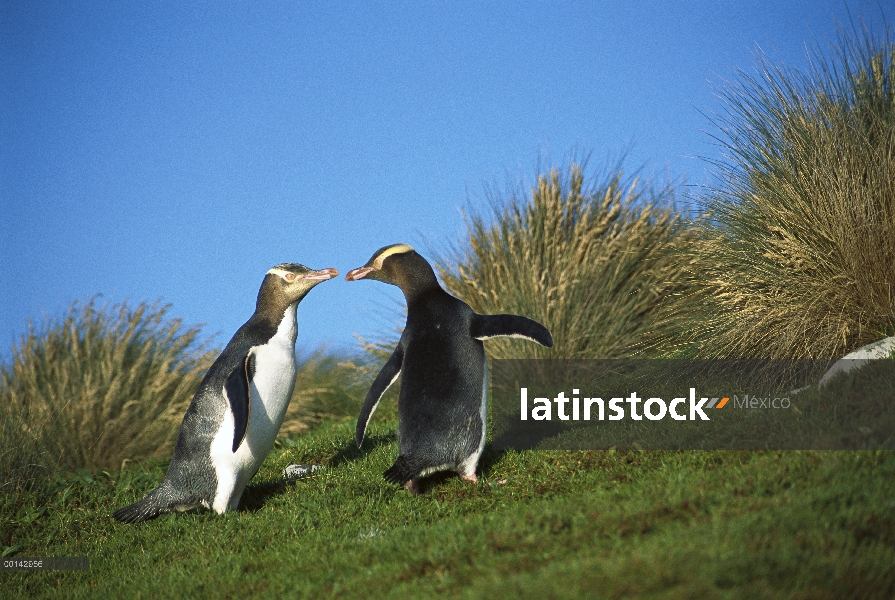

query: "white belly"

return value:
[459, 359, 489, 477]
[208, 308, 298, 512]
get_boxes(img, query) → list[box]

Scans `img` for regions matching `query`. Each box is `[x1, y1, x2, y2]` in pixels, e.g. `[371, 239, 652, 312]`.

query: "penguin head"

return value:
[345, 244, 438, 296]
[256, 263, 339, 312]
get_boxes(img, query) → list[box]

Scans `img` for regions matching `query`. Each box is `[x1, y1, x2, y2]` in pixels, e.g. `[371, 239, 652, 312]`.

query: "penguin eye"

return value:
[285, 273, 297, 282]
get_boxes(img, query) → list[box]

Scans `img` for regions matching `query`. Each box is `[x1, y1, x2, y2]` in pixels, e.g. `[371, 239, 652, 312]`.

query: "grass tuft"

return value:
[0, 297, 218, 489]
[435, 163, 696, 359]
[690, 24, 895, 359]
[281, 351, 370, 436]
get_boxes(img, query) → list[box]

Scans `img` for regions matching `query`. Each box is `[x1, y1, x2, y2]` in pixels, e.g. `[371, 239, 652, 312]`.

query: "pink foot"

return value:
[459, 473, 478, 484]
[404, 479, 422, 494]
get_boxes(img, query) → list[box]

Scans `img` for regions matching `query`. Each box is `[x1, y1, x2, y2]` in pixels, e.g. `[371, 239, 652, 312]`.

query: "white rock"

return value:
[283, 464, 321, 480]
[818, 336, 895, 388]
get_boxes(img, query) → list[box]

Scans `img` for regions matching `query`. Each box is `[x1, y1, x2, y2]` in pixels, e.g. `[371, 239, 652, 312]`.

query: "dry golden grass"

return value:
[435, 164, 697, 359]
[0, 298, 217, 486]
[690, 26, 895, 359]
[280, 351, 368, 436]
[0, 298, 371, 489]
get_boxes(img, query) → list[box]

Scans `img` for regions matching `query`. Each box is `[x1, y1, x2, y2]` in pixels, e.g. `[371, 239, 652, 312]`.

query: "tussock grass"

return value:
[436, 164, 696, 359]
[0, 299, 374, 490]
[281, 351, 369, 436]
[0, 298, 218, 488]
[691, 25, 895, 359]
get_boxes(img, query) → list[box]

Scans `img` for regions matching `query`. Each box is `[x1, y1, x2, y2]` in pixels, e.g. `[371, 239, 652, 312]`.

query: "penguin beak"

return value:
[345, 266, 376, 281]
[302, 268, 339, 281]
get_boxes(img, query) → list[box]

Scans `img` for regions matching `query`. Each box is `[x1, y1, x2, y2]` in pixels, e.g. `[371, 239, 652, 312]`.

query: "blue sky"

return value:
[2, 1, 892, 358]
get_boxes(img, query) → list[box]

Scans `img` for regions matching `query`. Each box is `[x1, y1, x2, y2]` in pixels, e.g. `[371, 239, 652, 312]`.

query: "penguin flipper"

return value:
[470, 314, 554, 347]
[356, 344, 404, 447]
[225, 351, 256, 452]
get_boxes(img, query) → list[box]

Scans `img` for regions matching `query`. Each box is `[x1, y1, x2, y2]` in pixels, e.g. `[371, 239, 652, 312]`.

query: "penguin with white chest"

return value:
[113, 263, 337, 523]
[346, 244, 553, 493]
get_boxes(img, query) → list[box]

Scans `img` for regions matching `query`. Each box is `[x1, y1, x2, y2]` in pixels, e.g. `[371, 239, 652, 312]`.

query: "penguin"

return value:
[113, 263, 338, 523]
[346, 244, 553, 493]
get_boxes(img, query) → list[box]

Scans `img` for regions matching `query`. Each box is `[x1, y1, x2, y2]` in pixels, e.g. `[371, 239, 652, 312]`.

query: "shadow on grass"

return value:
[413, 443, 512, 494]
[477, 443, 507, 479]
[367, 442, 512, 495]
[245, 431, 514, 500]
[328, 433, 396, 469]
[240, 479, 295, 513]
[239, 434, 398, 512]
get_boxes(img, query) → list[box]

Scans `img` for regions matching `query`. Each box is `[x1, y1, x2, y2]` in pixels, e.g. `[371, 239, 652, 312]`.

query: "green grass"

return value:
[3, 408, 894, 598]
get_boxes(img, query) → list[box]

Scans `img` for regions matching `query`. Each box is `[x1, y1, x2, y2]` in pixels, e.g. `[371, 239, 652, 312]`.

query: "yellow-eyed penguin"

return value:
[113, 263, 337, 523]
[346, 244, 552, 493]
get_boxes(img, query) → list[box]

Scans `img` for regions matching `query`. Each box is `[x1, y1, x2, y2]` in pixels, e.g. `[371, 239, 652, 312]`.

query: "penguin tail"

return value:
[113, 482, 176, 524]
[383, 456, 417, 485]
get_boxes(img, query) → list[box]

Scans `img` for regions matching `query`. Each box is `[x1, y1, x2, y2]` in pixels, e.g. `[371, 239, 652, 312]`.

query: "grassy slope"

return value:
[4, 398, 895, 599]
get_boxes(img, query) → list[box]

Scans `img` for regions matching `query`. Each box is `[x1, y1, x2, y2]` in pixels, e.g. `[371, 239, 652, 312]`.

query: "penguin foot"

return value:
[459, 473, 478, 484]
[404, 479, 423, 495]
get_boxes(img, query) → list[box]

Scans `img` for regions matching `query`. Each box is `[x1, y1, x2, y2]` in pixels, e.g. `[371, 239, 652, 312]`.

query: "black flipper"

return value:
[225, 351, 255, 452]
[356, 344, 404, 447]
[470, 313, 554, 347]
